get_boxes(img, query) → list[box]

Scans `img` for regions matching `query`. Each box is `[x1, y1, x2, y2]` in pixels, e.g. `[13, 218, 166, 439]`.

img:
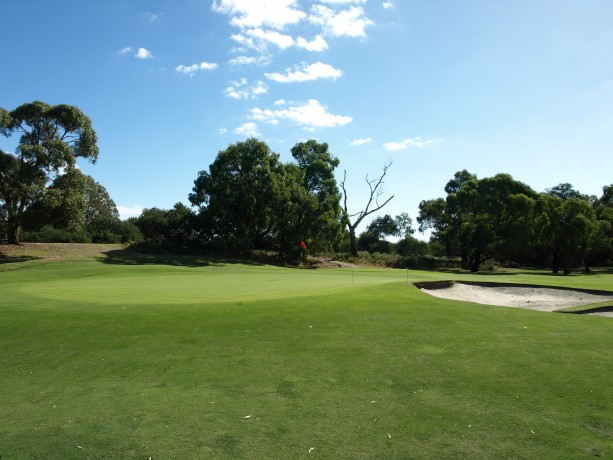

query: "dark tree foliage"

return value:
[20, 168, 124, 243]
[290, 140, 344, 253]
[418, 171, 537, 272]
[358, 214, 398, 253]
[545, 183, 586, 201]
[418, 170, 477, 265]
[133, 203, 195, 249]
[537, 187, 599, 274]
[591, 184, 613, 266]
[0, 101, 98, 244]
[356, 213, 415, 254]
[189, 138, 343, 258]
[190, 138, 282, 252]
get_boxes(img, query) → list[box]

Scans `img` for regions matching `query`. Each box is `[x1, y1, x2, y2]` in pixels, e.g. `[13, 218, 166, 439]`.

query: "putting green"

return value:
[17, 264, 407, 305]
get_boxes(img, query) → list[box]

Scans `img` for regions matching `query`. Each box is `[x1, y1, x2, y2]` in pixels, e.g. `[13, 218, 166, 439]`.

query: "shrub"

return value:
[22, 225, 92, 243]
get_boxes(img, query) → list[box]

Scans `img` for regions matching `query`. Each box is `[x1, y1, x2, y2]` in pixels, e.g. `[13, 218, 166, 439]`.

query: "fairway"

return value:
[1, 246, 612, 459]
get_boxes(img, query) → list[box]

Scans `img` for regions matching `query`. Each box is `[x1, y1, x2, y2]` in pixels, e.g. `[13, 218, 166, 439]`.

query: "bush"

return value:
[22, 225, 92, 243]
[395, 255, 462, 270]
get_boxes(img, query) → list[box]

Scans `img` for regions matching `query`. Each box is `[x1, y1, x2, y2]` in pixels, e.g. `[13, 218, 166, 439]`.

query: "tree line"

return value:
[2, 101, 612, 274]
[418, 171, 613, 273]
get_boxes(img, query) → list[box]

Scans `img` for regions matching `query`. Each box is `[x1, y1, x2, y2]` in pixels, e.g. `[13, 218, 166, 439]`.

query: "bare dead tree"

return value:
[340, 161, 394, 256]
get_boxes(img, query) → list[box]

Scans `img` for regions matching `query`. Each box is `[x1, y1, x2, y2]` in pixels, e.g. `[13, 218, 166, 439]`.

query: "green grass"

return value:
[1, 245, 612, 458]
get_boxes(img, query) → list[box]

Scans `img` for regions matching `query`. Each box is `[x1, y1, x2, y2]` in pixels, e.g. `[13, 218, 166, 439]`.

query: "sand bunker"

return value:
[417, 281, 613, 316]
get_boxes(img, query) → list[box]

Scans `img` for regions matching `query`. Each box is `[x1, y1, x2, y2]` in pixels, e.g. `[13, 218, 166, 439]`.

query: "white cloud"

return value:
[230, 33, 256, 49]
[265, 62, 342, 83]
[228, 55, 271, 66]
[118, 46, 133, 55]
[233, 29, 329, 53]
[350, 137, 372, 146]
[117, 205, 144, 220]
[224, 78, 268, 99]
[231, 28, 295, 52]
[383, 137, 438, 151]
[382, 1, 394, 9]
[296, 35, 329, 52]
[212, 0, 306, 30]
[274, 99, 286, 105]
[234, 122, 261, 137]
[250, 99, 352, 130]
[145, 12, 164, 21]
[320, 0, 367, 3]
[219, 128, 228, 134]
[175, 62, 218, 77]
[310, 5, 373, 38]
[135, 48, 153, 59]
[246, 28, 294, 49]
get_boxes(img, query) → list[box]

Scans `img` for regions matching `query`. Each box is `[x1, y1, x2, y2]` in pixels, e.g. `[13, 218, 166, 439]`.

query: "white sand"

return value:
[421, 282, 613, 316]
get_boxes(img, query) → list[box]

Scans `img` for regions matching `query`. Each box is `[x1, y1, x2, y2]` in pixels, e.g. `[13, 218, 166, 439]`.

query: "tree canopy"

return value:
[0, 101, 98, 244]
[419, 171, 538, 272]
[189, 138, 344, 257]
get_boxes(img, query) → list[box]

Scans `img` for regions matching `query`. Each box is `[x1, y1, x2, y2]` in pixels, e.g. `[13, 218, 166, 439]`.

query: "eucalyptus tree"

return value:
[21, 168, 120, 241]
[134, 203, 195, 248]
[272, 163, 315, 257]
[418, 171, 537, 271]
[537, 184, 600, 274]
[189, 138, 284, 253]
[417, 170, 477, 265]
[0, 101, 98, 244]
[189, 138, 345, 257]
[358, 214, 405, 253]
[290, 140, 344, 252]
[590, 184, 613, 266]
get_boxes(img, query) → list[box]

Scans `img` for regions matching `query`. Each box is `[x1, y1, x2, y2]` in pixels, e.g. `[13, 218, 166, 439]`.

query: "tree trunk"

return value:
[470, 248, 481, 272]
[563, 264, 571, 275]
[349, 226, 358, 256]
[584, 257, 591, 273]
[8, 220, 20, 245]
[460, 245, 468, 267]
[6, 198, 26, 245]
[551, 251, 559, 274]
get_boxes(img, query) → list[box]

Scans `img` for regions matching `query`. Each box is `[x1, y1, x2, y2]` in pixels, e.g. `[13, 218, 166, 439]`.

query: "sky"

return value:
[2, 0, 612, 237]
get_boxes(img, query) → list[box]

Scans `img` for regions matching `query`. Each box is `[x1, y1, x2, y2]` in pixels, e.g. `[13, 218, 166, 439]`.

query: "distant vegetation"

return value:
[2, 101, 611, 274]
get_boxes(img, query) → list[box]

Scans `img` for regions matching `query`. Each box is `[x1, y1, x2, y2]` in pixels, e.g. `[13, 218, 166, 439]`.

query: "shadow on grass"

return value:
[0, 254, 42, 265]
[568, 305, 613, 315]
[414, 280, 613, 296]
[421, 268, 527, 276]
[98, 248, 268, 268]
[424, 267, 613, 277]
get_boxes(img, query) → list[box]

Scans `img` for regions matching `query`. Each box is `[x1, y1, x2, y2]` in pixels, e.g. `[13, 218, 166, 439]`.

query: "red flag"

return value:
[300, 241, 307, 250]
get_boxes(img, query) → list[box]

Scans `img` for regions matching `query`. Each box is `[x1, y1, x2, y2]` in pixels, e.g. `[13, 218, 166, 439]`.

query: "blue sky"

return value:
[2, 0, 612, 236]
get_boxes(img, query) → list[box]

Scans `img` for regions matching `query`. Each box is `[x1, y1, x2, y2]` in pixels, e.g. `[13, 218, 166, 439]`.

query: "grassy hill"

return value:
[1, 244, 612, 458]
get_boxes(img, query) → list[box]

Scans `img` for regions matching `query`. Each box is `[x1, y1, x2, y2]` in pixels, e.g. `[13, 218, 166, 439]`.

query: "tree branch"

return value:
[340, 161, 394, 229]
